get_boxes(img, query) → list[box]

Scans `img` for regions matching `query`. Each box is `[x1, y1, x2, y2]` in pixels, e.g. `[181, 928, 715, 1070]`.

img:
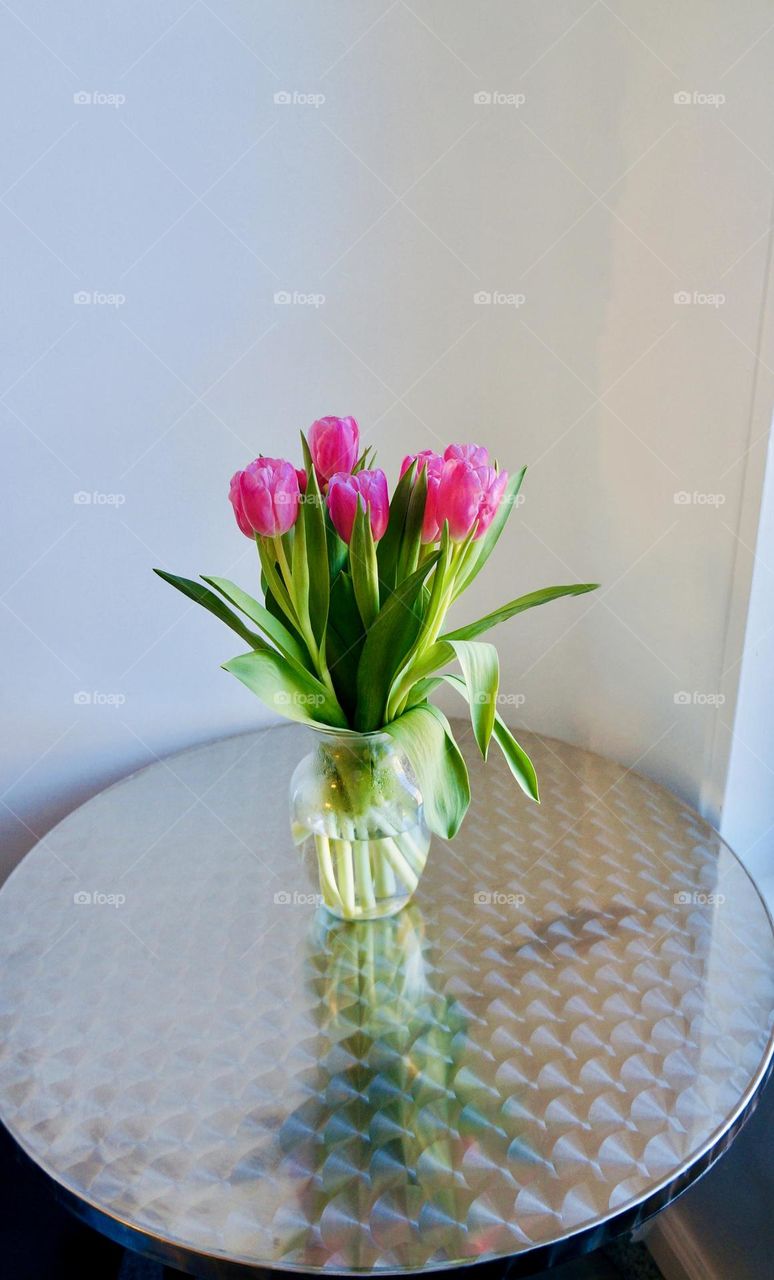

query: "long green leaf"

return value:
[299, 439, 329, 644]
[396, 462, 427, 581]
[223, 649, 348, 729]
[289, 517, 310, 632]
[202, 576, 310, 668]
[491, 717, 539, 802]
[328, 571, 366, 719]
[385, 703, 470, 838]
[154, 570, 269, 651]
[257, 538, 296, 627]
[354, 551, 440, 731]
[448, 639, 499, 759]
[326, 512, 348, 583]
[349, 501, 380, 630]
[377, 459, 416, 592]
[385, 526, 451, 720]
[403, 579, 600, 689]
[440, 673, 539, 802]
[443, 582, 599, 643]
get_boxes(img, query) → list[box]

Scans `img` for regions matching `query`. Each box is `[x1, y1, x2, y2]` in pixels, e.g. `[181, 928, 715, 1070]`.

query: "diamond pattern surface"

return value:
[0, 724, 771, 1273]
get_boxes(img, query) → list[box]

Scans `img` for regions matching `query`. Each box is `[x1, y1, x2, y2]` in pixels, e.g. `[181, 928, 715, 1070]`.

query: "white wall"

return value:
[4, 1, 774, 882]
[721, 415, 774, 906]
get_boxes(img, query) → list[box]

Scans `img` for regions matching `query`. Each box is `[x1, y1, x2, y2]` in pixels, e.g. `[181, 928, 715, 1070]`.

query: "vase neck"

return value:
[312, 729, 392, 750]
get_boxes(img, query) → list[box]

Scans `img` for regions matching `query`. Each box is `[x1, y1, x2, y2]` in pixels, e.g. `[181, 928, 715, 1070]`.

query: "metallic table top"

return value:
[0, 724, 772, 1277]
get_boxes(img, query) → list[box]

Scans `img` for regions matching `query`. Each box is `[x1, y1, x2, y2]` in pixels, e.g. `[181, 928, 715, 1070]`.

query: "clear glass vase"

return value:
[289, 729, 431, 920]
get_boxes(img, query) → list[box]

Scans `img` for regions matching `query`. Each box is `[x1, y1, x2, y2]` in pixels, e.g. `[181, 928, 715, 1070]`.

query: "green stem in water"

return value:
[353, 840, 376, 912]
[334, 837, 356, 917]
[315, 834, 343, 910]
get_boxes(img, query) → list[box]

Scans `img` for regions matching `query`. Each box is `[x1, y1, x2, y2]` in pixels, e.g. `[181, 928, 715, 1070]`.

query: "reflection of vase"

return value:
[277, 907, 469, 1267]
[289, 729, 431, 921]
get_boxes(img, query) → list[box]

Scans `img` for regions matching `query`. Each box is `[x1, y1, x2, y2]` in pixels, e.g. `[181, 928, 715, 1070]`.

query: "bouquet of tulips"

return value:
[156, 415, 596, 853]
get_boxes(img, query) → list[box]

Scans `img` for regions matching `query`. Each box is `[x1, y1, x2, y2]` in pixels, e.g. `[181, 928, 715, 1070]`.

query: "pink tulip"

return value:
[229, 457, 301, 538]
[444, 443, 490, 467]
[229, 471, 255, 538]
[327, 468, 389, 544]
[436, 457, 509, 541]
[308, 416, 360, 486]
[400, 450, 445, 543]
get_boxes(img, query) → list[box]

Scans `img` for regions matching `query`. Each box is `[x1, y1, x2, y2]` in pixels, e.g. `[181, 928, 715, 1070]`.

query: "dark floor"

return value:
[0, 1121, 661, 1280]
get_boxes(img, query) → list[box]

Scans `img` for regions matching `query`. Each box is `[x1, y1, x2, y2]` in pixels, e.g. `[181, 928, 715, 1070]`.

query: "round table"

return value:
[0, 725, 772, 1278]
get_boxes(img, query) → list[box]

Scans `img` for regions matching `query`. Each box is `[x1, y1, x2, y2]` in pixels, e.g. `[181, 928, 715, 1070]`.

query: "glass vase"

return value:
[289, 729, 431, 920]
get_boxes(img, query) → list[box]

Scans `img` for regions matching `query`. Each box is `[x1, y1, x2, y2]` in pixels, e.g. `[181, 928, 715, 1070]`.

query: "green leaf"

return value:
[154, 570, 269, 651]
[454, 466, 526, 597]
[300, 455, 329, 645]
[396, 462, 427, 581]
[202, 576, 310, 668]
[385, 525, 452, 719]
[443, 582, 599, 643]
[385, 702, 470, 838]
[303, 478, 327, 640]
[329, 570, 365, 650]
[353, 444, 376, 473]
[401, 580, 600, 691]
[447, 639, 499, 759]
[349, 500, 380, 630]
[289, 518, 310, 629]
[327, 572, 365, 718]
[354, 551, 440, 731]
[326, 512, 348, 583]
[377, 459, 415, 593]
[490, 716, 539, 802]
[256, 538, 296, 626]
[223, 649, 348, 729]
[440, 673, 539, 802]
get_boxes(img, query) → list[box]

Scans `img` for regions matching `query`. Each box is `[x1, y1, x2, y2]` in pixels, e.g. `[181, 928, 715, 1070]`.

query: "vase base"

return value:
[320, 891, 415, 922]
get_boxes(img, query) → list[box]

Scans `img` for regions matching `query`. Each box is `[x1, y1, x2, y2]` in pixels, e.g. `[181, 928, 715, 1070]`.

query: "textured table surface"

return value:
[0, 724, 772, 1276]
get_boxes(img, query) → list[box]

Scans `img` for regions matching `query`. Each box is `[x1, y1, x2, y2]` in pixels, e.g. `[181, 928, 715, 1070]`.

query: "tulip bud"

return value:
[308, 416, 360, 486]
[228, 458, 301, 538]
[436, 456, 509, 541]
[327, 469, 389, 544]
[444, 443, 490, 467]
[400, 450, 445, 543]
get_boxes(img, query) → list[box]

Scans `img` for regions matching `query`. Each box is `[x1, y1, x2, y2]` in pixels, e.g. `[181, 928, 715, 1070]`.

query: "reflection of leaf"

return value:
[277, 906, 468, 1264]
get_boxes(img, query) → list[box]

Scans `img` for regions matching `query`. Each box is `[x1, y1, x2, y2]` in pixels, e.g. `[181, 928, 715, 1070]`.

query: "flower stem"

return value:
[353, 840, 376, 912]
[315, 834, 343, 910]
[335, 838, 356, 917]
